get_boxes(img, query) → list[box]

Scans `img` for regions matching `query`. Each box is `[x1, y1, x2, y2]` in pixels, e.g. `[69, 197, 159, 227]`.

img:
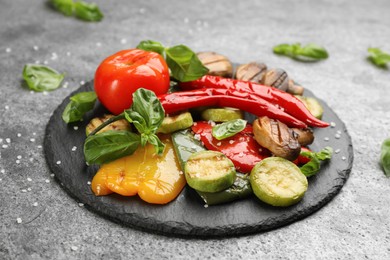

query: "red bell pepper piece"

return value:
[192, 121, 271, 173]
[179, 75, 329, 128]
[293, 147, 312, 165]
[158, 88, 307, 128]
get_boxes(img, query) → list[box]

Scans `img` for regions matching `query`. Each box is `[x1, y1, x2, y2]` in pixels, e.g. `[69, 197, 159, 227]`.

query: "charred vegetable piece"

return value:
[184, 151, 236, 193]
[261, 68, 289, 91]
[192, 121, 271, 173]
[201, 107, 244, 122]
[250, 157, 308, 207]
[196, 173, 252, 205]
[295, 95, 324, 120]
[171, 129, 253, 205]
[235, 62, 267, 82]
[292, 128, 314, 146]
[90, 136, 186, 204]
[86, 114, 131, 135]
[197, 51, 233, 78]
[253, 117, 301, 161]
[287, 80, 304, 95]
[157, 112, 193, 134]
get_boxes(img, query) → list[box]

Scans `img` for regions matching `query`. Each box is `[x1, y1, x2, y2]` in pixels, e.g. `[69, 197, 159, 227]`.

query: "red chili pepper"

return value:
[179, 75, 329, 128]
[192, 122, 271, 173]
[158, 88, 307, 128]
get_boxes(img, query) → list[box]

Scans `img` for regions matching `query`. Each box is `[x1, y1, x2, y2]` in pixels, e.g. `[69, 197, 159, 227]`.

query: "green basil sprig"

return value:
[50, 0, 103, 22]
[299, 147, 333, 177]
[136, 40, 209, 82]
[22, 64, 65, 92]
[212, 119, 247, 140]
[368, 48, 390, 68]
[380, 138, 390, 177]
[84, 130, 141, 165]
[124, 88, 165, 154]
[84, 88, 165, 165]
[62, 91, 97, 123]
[273, 43, 329, 61]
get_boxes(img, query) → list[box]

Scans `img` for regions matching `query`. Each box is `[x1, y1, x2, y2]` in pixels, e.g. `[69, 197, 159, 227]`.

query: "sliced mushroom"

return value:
[86, 114, 131, 135]
[287, 79, 304, 95]
[261, 68, 289, 91]
[197, 52, 233, 78]
[253, 117, 301, 161]
[292, 128, 314, 146]
[235, 62, 267, 82]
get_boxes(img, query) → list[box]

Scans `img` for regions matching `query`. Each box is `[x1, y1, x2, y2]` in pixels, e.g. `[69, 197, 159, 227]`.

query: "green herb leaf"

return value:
[165, 44, 209, 82]
[299, 147, 333, 177]
[124, 88, 165, 154]
[84, 130, 141, 165]
[273, 43, 329, 61]
[50, 0, 74, 16]
[212, 119, 247, 140]
[62, 91, 97, 123]
[74, 1, 103, 22]
[368, 48, 390, 68]
[136, 40, 165, 56]
[380, 138, 390, 177]
[22, 64, 65, 92]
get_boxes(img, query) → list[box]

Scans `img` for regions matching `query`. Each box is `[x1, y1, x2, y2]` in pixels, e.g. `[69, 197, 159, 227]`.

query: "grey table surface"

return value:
[1, 0, 390, 259]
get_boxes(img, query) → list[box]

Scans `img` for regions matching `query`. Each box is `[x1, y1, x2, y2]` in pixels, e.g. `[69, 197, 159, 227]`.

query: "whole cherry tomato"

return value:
[94, 49, 170, 115]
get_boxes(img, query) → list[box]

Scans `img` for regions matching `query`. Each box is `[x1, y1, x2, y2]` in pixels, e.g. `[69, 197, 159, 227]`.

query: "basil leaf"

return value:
[273, 43, 329, 61]
[124, 88, 165, 154]
[84, 130, 140, 165]
[165, 45, 209, 82]
[74, 1, 103, 22]
[50, 0, 74, 16]
[380, 138, 390, 177]
[62, 91, 97, 123]
[137, 40, 165, 56]
[212, 119, 247, 140]
[368, 48, 390, 68]
[22, 64, 65, 92]
[300, 147, 333, 177]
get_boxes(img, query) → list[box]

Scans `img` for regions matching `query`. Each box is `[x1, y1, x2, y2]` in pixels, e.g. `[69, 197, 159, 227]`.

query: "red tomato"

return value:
[192, 121, 271, 173]
[94, 49, 170, 115]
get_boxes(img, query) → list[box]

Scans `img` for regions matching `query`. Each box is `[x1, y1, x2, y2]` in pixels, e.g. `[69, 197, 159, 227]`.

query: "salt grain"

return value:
[72, 146, 77, 151]
[96, 42, 102, 47]
[120, 38, 127, 44]
[33, 202, 38, 207]
[50, 174, 54, 177]
[56, 161, 61, 165]
[80, 80, 85, 85]
[35, 60, 40, 64]
[342, 156, 346, 161]
[16, 160, 20, 164]
[37, 145, 42, 149]
[335, 134, 341, 139]
[324, 137, 330, 141]
[2, 144, 8, 149]
[217, 142, 221, 146]
[71, 246, 78, 251]
[45, 179, 50, 183]
[17, 133, 21, 137]
[29, 158, 34, 162]
[5, 105, 9, 110]
[27, 188, 32, 191]
[27, 178, 32, 181]
[78, 203, 84, 207]
[43, 91, 48, 96]
[16, 218, 22, 224]
[139, 8, 145, 14]
[21, 189, 27, 193]
[1, 169, 5, 174]
[43, 60, 48, 65]
[33, 45, 39, 51]
[73, 126, 79, 130]
[66, 52, 71, 56]
[330, 122, 336, 128]
[204, 204, 209, 208]
[87, 181, 91, 185]
[17, 155, 22, 159]
[6, 48, 11, 53]
[6, 138, 11, 143]
[229, 140, 234, 144]
[30, 138, 35, 142]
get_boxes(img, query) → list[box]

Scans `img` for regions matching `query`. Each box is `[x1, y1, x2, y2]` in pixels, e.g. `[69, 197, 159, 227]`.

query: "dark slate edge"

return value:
[44, 81, 354, 238]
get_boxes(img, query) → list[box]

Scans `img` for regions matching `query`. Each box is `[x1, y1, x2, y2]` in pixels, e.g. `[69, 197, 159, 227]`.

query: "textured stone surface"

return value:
[1, 0, 390, 259]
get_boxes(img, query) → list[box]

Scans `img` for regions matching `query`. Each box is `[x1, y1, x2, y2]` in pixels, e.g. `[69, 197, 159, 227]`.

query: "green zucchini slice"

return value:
[201, 107, 244, 122]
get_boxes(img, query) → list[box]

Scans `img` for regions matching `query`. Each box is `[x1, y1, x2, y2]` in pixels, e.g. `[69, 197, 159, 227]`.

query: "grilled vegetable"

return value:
[197, 51, 233, 78]
[86, 114, 131, 135]
[157, 112, 193, 134]
[201, 107, 244, 122]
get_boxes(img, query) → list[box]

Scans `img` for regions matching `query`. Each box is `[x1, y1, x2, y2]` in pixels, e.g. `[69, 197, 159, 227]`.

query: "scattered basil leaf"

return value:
[124, 88, 165, 155]
[212, 119, 247, 140]
[136, 40, 165, 56]
[62, 91, 97, 123]
[84, 130, 141, 165]
[22, 64, 65, 92]
[273, 43, 329, 61]
[165, 44, 209, 82]
[368, 48, 390, 68]
[299, 147, 333, 177]
[50, 0, 74, 16]
[380, 138, 390, 177]
[74, 1, 103, 22]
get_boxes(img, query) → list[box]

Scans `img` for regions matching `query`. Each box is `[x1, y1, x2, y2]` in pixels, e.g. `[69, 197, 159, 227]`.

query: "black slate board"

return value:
[44, 81, 353, 237]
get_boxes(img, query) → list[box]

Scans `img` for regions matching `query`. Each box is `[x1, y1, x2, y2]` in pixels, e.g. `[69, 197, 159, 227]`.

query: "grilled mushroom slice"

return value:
[86, 114, 131, 135]
[197, 51, 233, 78]
[261, 68, 289, 91]
[287, 79, 304, 95]
[253, 117, 301, 161]
[235, 62, 267, 82]
[292, 128, 314, 146]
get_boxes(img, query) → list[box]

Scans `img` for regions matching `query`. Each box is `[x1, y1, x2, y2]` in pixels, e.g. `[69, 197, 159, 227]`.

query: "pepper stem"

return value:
[88, 113, 126, 136]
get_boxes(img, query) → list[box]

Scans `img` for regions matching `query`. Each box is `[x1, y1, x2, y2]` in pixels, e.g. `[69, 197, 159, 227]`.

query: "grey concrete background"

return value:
[1, 0, 390, 259]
